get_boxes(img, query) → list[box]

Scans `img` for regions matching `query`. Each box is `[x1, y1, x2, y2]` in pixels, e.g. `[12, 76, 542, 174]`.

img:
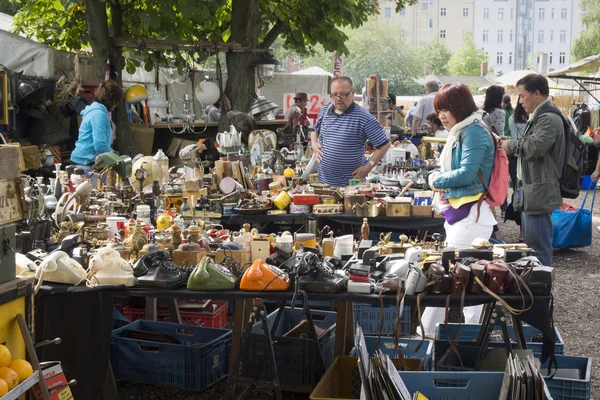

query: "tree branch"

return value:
[260, 21, 285, 49]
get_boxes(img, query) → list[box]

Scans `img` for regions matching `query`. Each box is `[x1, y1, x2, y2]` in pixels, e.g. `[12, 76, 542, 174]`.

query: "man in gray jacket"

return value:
[499, 74, 565, 266]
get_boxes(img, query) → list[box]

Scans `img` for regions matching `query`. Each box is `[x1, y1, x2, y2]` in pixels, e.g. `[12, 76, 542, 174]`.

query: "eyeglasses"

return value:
[330, 91, 352, 99]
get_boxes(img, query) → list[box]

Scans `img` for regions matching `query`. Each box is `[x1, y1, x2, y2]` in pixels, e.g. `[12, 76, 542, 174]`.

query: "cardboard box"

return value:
[215, 248, 249, 266]
[411, 205, 433, 217]
[5, 143, 25, 172]
[32, 361, 74, 400]
[172, 249, 207, 267]
[130, 124, 155, 156]
[22, 145, 42, 171]
[0, 178, 27, 224]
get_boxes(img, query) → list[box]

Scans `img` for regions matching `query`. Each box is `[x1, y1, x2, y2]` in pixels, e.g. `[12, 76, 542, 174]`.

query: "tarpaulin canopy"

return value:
[547, 54, 600, 79]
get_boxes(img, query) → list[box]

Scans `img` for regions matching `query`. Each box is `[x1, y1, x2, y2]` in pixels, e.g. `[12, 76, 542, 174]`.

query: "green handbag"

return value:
[187, 256, 237, 290]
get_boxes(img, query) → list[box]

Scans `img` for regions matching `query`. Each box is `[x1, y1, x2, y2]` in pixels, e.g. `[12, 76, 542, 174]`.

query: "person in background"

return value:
[284, 92, 308, 122]
[205, 102, 221, 122]
[426, 112, 448, 138]
[502, 95, 513, 137]
[405, 102, 417, 132]
[387, 94, 405, 127]
[500, 74, 565, 266]
[483, 85, 506, 135]
[412, 81, 440, 134]
[71, 80, 123, 171]
[505, 101, 528, 240]
[428, 83, 496, 248]
[311, 76, 391, 186]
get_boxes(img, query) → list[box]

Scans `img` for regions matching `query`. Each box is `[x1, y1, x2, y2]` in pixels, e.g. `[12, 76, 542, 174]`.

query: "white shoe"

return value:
[86, 247, 136, 287]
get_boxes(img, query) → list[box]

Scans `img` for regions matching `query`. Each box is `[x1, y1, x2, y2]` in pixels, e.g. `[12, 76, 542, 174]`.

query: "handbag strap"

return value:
[474, 264, 534, 315]
[580, 184, 597, 211]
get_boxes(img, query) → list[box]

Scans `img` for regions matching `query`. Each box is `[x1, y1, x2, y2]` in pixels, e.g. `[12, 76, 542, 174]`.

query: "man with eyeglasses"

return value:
[311, 76, 391, 187]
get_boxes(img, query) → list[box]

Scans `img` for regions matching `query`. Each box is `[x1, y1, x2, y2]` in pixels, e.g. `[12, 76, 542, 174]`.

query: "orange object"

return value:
[9, 359, 32, 381]
[240, 259, 290, 291]
[0, 367, 18, 389]
[0, 345, 10, 368]
[0, 378, 7, 395]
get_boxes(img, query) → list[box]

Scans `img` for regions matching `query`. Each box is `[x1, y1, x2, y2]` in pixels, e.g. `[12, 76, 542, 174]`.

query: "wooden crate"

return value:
[412, 205, 433, 217]
[0, 178, 27, 225]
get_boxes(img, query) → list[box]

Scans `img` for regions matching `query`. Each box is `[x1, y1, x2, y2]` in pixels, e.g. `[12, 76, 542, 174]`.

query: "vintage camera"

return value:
[405, 265, 427, 295]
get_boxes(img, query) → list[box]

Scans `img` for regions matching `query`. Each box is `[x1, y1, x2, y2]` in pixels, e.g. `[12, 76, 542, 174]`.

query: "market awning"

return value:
[547, 54, 600, 79]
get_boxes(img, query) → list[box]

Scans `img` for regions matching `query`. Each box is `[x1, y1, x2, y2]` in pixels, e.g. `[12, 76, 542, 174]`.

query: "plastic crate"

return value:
[122, 301, 228, 328]
[111, 320, 231, 391]
[435, 323, 565, 366]
[541, 355, 592, 400]
[353, 304, 411, 336]
[349, 336, 433, 371]
[400, 371, 505, 399]
[113, 308, 130, 330]
[242, 307, 336, 388]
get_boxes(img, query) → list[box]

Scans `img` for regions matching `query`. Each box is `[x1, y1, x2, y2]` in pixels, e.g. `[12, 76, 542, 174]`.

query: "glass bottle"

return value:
[152, 149, 169, 186]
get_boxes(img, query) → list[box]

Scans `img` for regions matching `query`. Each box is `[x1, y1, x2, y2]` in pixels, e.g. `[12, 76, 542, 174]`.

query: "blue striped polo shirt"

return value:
[314, 102, 389, 187]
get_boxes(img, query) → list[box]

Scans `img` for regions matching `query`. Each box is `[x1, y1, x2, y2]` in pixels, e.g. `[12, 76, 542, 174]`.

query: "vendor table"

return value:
[222, 213, 445, 232]
[35, 283, 556, 398]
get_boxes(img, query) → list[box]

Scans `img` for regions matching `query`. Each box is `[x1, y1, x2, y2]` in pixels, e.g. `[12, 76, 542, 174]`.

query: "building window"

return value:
[485, 52, 489, 61]
[540, 8, 546, 19]
[559, 52, 566, 64]
[509, 52, 513, 64]
[429, 18, 433, 28]
[509, 30, 513, 42]
[498, 8, 504, 19]
[440, 7, 446, 16]
[510, 8, 514, 19]
[497, 52, 503, 64]
[483, 7, 489, 19]
[420, 1, 428, 11]
[561, 8, 567, 19]
[399, 9, 406, 16]
[440, 30, 446, 39]
[384, 7, 391, 18]
[538, 30, 544, 43]
[498, 30, 504, 42]
[550, 30, 554, 42]
[483, 30, 489, 42]
[463, 7, 469, 17]
[551, 8, 554, 19]
[549, 53, 553, 64]
[560, 30, 566, 42]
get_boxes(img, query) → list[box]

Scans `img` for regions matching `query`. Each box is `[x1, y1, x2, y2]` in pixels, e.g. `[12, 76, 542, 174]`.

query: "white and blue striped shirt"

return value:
[314, 102, 389, 187]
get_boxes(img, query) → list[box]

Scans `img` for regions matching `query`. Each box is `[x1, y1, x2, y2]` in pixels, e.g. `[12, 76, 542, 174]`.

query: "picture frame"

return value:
[0, 72, 8, 125]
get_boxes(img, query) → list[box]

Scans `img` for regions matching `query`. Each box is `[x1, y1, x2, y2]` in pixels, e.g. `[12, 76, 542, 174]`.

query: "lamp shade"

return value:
[125, 85, 149, 104]
[195, 80, 220, 105]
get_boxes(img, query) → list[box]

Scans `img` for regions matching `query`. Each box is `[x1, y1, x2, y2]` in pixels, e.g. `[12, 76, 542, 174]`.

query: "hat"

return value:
[293, 92, 308, 101]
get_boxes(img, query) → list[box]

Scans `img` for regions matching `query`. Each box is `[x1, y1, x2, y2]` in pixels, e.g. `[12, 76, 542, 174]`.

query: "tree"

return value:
[12, 0, 418, 154]
[421, 39, 452, 76]
[448, 31, 487, 76]
[572, 0, 600, 61]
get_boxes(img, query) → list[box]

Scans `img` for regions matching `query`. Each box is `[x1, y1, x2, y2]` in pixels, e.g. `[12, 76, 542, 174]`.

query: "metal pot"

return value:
[83, 223, 110, 243]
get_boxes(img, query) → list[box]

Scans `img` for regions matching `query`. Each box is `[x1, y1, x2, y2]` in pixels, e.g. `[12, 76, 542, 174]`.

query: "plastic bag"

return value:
[551, 184, 596, 249]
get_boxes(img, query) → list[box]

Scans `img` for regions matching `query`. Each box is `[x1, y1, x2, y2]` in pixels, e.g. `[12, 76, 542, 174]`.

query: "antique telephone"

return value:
[187, 256, 237, 291]
[292, 246, 346, 294]
[239, 258, 290, 291]
[32, 251, 87, 293]
[132, 249, 183, 289]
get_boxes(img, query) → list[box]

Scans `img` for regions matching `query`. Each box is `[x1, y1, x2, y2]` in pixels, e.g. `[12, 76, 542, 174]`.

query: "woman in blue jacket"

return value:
[71, 80, 124, 170]
[429, 83, 496, 248]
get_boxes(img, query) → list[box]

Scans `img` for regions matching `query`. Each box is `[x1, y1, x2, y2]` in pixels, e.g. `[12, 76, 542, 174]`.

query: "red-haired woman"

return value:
[429, 83, 497, 248]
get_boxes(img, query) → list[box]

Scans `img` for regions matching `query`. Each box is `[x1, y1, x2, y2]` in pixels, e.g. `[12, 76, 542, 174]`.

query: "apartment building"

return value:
[378, 0, 584, 74]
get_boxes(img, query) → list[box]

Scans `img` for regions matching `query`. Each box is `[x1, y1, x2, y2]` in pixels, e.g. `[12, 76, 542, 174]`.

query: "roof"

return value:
[291, 66, 333, 77]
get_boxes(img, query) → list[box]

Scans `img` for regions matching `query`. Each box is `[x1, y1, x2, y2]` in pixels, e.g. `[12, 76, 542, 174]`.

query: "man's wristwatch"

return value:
[368, 160, 376, 167]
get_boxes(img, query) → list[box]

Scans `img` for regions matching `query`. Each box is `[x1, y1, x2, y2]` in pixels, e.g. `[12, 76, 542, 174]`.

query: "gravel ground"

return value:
[118, 189, 600, 399]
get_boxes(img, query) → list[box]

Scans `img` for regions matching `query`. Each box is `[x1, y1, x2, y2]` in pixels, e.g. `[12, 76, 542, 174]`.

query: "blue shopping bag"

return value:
[552, 184, 596, 249]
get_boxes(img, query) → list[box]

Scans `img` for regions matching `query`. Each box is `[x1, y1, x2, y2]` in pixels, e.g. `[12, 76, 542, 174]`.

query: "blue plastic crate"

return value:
[111, 320, 231, 391]
[400, 371, 505, 399]
[285, 299, 337, 310]
[242, 307, 336, 387]
[112, 308, 130, 330]
[541, 355, 592, 400]
[349, 336, 434, 371]
[435, 323, 565, 366]
[353, 303, 411, 336]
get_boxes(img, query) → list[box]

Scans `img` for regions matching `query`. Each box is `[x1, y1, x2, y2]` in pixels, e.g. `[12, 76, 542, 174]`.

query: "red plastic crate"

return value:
[122, 301, 228, 328]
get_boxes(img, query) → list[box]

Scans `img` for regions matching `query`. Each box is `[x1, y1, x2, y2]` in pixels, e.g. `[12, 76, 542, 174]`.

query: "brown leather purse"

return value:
[485, 262, 510, 294]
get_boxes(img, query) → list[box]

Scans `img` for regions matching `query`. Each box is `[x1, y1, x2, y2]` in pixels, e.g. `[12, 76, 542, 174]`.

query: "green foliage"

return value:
[573, 0, 600, 61]
[448, 31, 486, 76]
[421, 39, 452, 76]
[0, 0, 22, 15]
